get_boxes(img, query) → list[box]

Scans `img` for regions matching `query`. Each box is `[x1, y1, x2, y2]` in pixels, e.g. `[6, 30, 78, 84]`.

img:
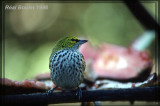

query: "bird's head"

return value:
[52, 36, 88, 53]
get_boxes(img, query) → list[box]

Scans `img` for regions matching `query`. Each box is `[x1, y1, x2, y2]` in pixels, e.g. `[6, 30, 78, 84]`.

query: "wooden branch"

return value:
[124, 0, 160, 31]
[1, 87, 160, 105]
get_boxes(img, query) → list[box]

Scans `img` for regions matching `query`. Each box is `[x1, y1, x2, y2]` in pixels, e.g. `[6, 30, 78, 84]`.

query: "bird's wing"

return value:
[81, 54, 86, 72]
[49, 54, 54, 70]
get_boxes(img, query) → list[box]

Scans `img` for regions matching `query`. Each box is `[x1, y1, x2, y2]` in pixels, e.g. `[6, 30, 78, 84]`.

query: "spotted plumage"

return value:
[49, 36, 87, 90]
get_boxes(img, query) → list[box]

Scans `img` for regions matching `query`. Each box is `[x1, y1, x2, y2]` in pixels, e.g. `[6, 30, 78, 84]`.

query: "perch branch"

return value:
[1, 87, 160, 105]
[124, 0, 160, 31]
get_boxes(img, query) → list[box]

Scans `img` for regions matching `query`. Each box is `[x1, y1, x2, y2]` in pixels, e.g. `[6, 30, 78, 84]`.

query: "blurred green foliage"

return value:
[4, 2, 156, 81]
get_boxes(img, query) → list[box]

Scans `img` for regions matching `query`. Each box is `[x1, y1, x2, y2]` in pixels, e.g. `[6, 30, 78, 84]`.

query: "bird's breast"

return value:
[50, 49, 85, 89]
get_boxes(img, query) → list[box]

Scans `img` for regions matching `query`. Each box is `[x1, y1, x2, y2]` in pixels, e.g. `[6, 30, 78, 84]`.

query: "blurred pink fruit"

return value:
[80, 43, 152, 81]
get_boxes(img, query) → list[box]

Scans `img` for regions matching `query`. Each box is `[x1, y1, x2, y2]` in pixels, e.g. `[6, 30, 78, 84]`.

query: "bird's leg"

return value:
[76, 87, 82, 101]
[47, 86, 57, 95]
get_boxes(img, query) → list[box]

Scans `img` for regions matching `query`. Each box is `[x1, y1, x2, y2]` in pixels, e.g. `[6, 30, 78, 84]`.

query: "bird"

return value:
[48, 36, 88, 100]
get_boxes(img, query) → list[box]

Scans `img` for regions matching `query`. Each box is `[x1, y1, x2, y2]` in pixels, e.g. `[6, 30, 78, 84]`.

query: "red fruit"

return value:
[80, 43, 152, 82]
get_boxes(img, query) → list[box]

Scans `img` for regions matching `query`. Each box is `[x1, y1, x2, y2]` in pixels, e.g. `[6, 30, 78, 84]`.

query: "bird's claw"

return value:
[76, 87, 82, 101]
[47, 87, 56, 96]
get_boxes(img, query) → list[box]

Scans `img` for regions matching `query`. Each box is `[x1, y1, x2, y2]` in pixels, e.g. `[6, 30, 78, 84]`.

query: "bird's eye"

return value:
[71, 38, 80, 42]
[71, 38, 74, 41]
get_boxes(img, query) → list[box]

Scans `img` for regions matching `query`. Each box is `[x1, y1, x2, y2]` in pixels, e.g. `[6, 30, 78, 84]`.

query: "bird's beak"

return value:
[79, 40, 88, 44]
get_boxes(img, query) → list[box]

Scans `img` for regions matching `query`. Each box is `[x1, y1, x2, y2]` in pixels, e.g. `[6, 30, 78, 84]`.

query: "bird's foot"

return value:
[76, 87, 82, 101]
[47, 87, 57, 96]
